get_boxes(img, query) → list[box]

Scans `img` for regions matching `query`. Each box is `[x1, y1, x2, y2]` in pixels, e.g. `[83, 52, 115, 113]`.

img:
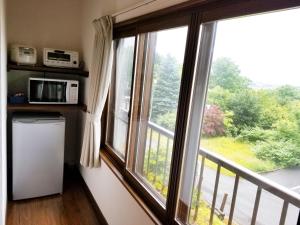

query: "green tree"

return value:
[275, 85, 300, 105]
[209, 57, 250, 91]
[228, 90, 261, 133]
[206, 86, 232, 111]
[151, 54, 181, 123]
[256, 89, 288, 129]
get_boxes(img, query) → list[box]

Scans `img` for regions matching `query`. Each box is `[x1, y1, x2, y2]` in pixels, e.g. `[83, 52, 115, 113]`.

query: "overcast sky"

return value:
[155, 7, 300, 88]
[213, 8, 300, 87]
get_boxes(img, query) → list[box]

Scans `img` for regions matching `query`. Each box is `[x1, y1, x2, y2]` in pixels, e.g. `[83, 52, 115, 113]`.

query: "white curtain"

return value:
[80, 16, 113, 167]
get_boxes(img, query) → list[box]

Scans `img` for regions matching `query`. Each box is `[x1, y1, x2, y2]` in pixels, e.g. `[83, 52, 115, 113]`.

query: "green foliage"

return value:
[157, 111, 176, 131]
[255, 140, 300, 167]
[206, 86, 232, 111]
[275, 85, 300, 105]
[273, 118, 299, 141]
[190, 197, 228, 225]
[228, 90, 262, 132]
[256, 90, 288, 129]
[223, 110, 236, 136]
[237, 127, 276, 143]
[209, 57, 250, 91]
[151, 54, 181, 123]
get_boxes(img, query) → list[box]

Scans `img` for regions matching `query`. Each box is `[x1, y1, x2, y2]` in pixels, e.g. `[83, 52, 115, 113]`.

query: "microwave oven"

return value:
[28, 78, 79, 104]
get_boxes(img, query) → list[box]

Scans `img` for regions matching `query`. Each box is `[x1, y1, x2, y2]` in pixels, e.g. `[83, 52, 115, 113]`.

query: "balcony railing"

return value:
[143, 121, 300, 225]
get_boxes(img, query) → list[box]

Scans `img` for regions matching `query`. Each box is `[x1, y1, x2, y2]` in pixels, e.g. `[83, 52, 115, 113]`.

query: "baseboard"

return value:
[78, 171, 109, 225]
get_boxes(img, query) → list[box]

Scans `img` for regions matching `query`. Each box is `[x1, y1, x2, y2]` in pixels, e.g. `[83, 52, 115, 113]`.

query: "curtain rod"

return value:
[112, 0, 157, 18]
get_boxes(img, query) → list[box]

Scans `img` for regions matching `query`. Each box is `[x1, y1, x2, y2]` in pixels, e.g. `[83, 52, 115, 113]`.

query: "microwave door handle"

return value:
[66, 82, 70, 103]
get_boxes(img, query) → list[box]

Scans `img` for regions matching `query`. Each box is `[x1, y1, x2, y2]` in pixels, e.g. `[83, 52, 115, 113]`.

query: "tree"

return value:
[228, 90, 261, 133]
[256, 89, 288, 129]
[202, 105, 225, 137]
[151, 54, 181, 123]
[206, 86, 232, 111]
[275, 85, 300, 105]
[209, 57, 250, 91]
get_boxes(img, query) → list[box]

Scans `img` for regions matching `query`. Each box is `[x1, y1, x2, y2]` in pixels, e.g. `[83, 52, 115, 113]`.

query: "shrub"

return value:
[157, 111, 176, 131]
[254, 140, 300, 167]
[273, 118, 299, 141]
[237, 127, 276, 143]
[202, 105, 225, 137]
[223, 110, 237, 136]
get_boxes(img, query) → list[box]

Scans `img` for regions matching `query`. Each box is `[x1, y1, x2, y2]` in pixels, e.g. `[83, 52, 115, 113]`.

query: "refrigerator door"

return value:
[12, 116, 65, 200]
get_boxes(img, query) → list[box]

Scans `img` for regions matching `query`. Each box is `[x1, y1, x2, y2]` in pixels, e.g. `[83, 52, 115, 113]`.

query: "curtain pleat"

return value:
[80, 16, 113, 167]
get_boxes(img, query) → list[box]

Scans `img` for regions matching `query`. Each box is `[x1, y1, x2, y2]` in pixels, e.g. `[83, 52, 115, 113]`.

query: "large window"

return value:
[106, 1, 300, 225]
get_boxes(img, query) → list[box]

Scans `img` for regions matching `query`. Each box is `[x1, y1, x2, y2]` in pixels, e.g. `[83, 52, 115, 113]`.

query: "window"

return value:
[106, 1, 300, 224]
[106, 37, 135, 158]
[177, 8, 300, 225]
[128, 27, 188, 204]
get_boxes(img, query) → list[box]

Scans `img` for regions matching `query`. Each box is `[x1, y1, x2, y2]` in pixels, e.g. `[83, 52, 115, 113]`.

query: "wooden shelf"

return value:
[7, 103, 87, 112]
[7, 63, 89, 77]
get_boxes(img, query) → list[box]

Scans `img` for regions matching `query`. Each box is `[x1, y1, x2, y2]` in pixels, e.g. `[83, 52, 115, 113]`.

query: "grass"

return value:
[189, 200, 230, 225]
[200, 136, 278, 175]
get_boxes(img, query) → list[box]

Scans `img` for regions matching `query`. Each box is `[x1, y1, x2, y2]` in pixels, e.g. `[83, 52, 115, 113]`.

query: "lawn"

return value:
[200, 137, 278, 174]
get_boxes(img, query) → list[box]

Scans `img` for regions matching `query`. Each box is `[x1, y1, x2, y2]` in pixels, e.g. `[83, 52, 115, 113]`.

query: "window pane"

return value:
[130, 27, 188, 203]
[106, 37, 135, 158]
[178, 8, 300, 225]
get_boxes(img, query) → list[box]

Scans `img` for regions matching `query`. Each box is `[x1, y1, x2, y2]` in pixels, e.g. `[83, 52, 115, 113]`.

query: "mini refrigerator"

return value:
[12, 115, 65, 200]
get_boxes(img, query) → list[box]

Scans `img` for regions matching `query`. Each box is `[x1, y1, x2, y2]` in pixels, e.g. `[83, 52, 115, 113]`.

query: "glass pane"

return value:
[178, 8, 300, 225]
[106, 37, 135, 158]
[29, 80, 67, 102]
[132, 27, 188, 203]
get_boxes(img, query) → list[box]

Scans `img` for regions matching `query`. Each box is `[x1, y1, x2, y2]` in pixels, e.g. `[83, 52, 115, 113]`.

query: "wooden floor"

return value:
[6, 170, 101, 225]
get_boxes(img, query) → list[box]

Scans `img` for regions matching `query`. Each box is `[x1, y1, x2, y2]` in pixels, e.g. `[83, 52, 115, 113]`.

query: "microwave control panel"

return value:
[68, 82, 79, 104]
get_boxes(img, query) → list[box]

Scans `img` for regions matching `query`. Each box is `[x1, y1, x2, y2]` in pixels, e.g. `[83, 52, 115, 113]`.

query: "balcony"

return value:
[141, 121, 300, 225]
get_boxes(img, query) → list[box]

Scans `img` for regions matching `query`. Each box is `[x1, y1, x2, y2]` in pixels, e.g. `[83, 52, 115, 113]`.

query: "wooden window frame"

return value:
[103, 1, 300, 225]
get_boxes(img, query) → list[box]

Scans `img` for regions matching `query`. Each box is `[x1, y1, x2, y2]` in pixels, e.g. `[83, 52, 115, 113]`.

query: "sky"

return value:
[213, 7, 300, 87]
[155, 7, 300, 88]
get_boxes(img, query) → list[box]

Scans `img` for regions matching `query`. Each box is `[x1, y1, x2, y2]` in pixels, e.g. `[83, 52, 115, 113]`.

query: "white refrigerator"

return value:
[12, 115, 65, 200]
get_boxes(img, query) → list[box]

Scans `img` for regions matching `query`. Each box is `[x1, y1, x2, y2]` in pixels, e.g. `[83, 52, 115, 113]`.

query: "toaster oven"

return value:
[43, 48, 79, 68]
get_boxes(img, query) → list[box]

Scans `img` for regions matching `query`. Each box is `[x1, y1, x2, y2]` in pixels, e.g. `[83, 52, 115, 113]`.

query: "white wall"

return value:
[0, 0, 7, 223]
[6, 0, 83, 63]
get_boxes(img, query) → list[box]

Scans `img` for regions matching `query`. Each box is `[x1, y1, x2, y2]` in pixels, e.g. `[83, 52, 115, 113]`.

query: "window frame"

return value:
[104, 36, 138, 169]
[103, 1, 300, 224]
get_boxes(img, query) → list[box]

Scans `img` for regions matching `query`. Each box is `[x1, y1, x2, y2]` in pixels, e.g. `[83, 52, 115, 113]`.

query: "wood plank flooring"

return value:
[6, 170, 101, 225]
